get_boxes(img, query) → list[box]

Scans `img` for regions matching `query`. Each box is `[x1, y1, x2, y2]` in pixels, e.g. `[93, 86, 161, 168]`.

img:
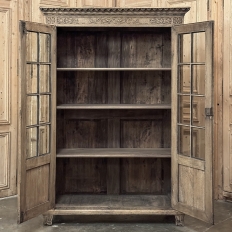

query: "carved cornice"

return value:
[40, 8, 190, 27]
[40, 7, 190, 14]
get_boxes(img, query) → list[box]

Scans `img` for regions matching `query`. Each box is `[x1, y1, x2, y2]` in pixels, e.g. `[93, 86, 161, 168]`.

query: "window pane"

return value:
[192, 65, 205, 95]
[39, 125, 50, 155]
[26, 96, 38, 126]
[40, 65, 50, 93]
[26, 64, 38, 94]
[26, 127, 37, 158]
[178, 95, 190, 125]
[193, 32, 205, 63]
[179, 65, 190, 94]
[192, 96, 205, 127]
[26, 32, 38, 62]
[192, 128, 205, 160]
[39, 95, 50, 124]
[179, 33, 191, 63]
[178, 125, 190, 157]
[39, 33, 50, 62]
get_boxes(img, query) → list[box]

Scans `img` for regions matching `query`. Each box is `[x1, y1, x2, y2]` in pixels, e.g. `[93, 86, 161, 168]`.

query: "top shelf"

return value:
[57, 68, 172, 71]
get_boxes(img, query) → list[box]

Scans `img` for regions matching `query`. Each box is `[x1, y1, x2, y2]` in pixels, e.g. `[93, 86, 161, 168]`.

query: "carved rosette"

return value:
[41, 8, 189, 27]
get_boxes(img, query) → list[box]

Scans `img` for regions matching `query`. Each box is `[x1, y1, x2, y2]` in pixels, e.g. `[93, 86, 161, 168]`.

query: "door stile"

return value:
[204, 22, 214, 223]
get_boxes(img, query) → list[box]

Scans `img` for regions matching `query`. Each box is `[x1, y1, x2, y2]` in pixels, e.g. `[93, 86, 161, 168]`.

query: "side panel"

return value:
[172, 21, 214, 223]
[0, 0, 18, 197]
[223, 0, 232, 198]
[18, 21, 56, 223]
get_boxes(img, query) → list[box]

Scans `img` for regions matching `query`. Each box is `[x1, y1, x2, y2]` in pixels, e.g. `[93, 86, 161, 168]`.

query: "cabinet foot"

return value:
[175, 214, 185, 226]
[43, 214, 53, 226]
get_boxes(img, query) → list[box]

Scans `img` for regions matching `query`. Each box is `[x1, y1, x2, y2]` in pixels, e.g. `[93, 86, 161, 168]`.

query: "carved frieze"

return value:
[41, 8, 189, 27]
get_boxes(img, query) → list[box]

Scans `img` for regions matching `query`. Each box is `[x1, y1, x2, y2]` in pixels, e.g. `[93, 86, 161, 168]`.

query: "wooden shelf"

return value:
[57, 104, 171, 110]
[57, 68, 171, 71]
[54, 194, 175, 214]
[56, 148, 171, 158]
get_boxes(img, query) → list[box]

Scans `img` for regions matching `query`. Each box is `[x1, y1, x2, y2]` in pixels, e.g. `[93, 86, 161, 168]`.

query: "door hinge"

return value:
[205, 107, 213, 116]
[20, 21, 27, 34]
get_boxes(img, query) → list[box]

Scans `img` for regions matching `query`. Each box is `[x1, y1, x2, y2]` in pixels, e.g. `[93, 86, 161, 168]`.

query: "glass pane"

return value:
[193, 32, 205, 63]
[178, 125, 190, 157]
[178, 95, 190, 125]
[192, 96, 205, 127]
[39, 125, 50, 155]
[179, 65, 190, 94]
[179, 33, 191, 63]
[192, 128, 205, 160]
[26, 96, 38, 126]
[40, 65, 50, 93]
[192, 65, 205, 95]
[26, 64, 38, 94]
[26, 32, 38, 62]
[39, 95, 50, 124]
[39, 33, 50, 62]
[26, 127, 37, 158]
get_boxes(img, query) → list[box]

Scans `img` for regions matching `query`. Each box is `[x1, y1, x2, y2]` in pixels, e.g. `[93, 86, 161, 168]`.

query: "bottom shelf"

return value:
[53, 194, 176, 215]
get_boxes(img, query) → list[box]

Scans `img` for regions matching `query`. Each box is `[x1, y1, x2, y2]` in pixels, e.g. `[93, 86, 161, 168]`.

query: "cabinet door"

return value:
[171, 21, 214, 224]
[18, 21, 56, 223]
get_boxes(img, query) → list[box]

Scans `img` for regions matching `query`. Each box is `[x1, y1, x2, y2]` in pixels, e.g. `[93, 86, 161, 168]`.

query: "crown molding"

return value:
[40, 7, 190, 27]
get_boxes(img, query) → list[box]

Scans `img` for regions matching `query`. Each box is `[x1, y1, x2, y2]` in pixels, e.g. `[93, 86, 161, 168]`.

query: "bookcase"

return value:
[18, 8, 214, 226]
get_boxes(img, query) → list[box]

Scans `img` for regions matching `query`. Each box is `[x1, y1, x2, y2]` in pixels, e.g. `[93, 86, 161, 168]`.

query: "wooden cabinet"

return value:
[18, 8, 214, 226]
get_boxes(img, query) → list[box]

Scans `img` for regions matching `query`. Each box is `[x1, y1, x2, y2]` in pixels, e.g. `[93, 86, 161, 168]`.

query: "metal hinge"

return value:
[205, 107, 213, 116]
[20, 21, 27, 34]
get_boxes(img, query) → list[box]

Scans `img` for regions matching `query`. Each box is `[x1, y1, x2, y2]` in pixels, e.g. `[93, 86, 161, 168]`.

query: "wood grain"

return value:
[56, 158, 107, 194]
[121, 158, 171, 194]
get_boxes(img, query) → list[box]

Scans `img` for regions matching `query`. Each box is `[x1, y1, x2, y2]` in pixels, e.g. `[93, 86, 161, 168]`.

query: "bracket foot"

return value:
[43, 214, 53, 226]
[175, 214, 185, 226]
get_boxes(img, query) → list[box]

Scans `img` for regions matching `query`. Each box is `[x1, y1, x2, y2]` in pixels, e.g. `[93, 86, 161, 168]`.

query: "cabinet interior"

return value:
[55, 27, 172, 208]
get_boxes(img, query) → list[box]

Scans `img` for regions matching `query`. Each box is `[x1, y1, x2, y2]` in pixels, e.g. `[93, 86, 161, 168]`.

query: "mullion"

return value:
[39, 92, 51, 95]
[27, 62, 51, 65]
[37, 32, 40, 157]
[177, 93, 205, 97]
[48, 34, 52, 155]
[178, 62, 205, 65]
[26, 122, 51, 129]
[190, 32, 193, 158]
[177, 123, 205, 130]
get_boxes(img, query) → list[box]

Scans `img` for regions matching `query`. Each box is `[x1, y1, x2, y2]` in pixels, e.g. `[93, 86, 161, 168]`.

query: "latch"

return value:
[205, 107, 213, 116]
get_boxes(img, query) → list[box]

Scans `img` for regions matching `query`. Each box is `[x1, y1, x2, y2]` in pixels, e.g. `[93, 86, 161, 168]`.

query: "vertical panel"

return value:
[0, 0, 17, 198]
[0, 8, 10, 124]
[178, 165, 205, 210]
[25, 164, 50, 210]
[223, 0, 232, 195]
[0, 133, 10, 189]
